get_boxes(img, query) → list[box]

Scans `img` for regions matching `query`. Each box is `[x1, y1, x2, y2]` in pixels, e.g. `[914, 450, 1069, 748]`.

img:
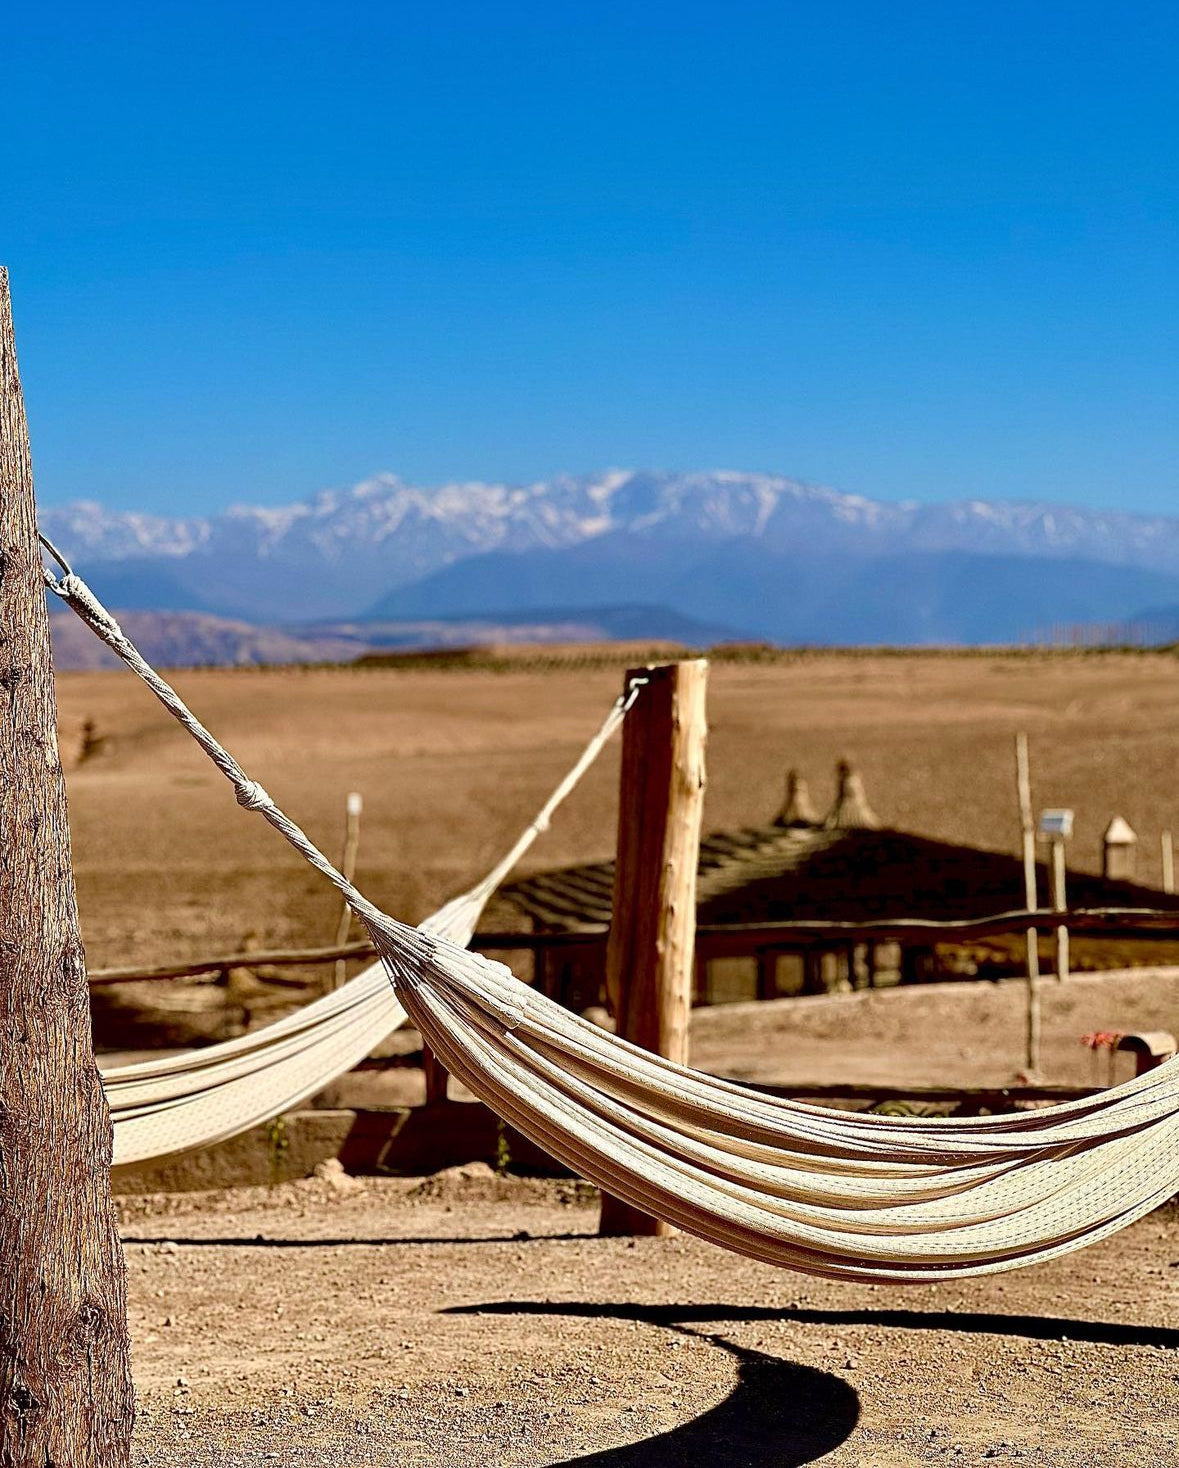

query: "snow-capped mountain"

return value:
[39, 470, 1179, 638]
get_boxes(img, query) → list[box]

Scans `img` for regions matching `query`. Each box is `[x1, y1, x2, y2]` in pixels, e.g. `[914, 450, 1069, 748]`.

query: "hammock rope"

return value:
[102, 690, 640, 1163]
[45, 541, 1179, 1280]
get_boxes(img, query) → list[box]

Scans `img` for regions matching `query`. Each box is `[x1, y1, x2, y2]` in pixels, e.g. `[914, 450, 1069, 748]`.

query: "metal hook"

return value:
[38, 531, 74, 591]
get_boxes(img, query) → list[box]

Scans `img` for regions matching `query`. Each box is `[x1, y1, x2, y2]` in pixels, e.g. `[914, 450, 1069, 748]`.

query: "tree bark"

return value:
[0, 269, 134, 1465]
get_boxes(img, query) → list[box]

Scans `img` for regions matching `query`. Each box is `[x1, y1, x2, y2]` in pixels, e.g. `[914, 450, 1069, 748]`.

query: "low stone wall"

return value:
[111, 1102, 559, 1194]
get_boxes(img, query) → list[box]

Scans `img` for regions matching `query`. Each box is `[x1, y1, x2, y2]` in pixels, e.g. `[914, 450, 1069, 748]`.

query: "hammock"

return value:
[47, 549, 1179, 1281]
[101, 675, 637, 1166]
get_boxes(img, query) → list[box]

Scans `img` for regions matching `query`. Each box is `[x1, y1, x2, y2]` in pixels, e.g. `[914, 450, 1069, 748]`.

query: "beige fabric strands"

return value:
[45, 545, 1179, 1281]
[100, 668, 637, 1166]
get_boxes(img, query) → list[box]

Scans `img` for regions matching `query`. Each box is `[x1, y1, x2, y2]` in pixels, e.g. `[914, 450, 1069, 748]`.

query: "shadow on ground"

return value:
[444, 1295, 1179, 1465]
[450, 1298, 1179, 1351]
[120, 1233, 590, 1249]
[449, 1303, 861, 1467]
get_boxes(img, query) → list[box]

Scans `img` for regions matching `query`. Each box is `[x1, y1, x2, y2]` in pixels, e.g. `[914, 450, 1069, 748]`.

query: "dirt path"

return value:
[123, 1172, 1179, 1467]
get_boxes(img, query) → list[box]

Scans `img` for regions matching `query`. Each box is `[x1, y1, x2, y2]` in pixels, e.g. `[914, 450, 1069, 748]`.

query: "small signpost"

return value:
[330, 790, 364, 991]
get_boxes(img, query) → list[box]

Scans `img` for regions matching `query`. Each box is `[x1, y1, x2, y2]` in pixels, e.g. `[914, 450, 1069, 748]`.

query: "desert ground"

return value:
[124, 1173, 1178, 1468]
[56, 648, 1179, 1464]
[60, 648, 1179, 975]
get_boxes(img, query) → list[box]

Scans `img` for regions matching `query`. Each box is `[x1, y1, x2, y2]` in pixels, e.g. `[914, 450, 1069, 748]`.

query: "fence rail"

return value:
[88, 938, 377, 986]
[86, 904, 1179, 986]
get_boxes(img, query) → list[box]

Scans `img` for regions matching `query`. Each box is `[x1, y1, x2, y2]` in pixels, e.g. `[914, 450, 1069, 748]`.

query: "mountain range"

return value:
[40, 471, 1179, 663]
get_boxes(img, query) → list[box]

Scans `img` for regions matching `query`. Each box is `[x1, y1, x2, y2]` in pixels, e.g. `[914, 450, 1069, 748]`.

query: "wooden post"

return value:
[0, 270, 134, 1463]
[1163, 830, 1175, 895]
[1101, 815, 1138, 881]
[330, 790, 363, 990]
[422, 1044, 449, 1106]
[1050, 836, 1069, 981]
[1014, 733, 1041, 1073]
[599, 660, 707, 1237]
[756, 950, 774, 1001]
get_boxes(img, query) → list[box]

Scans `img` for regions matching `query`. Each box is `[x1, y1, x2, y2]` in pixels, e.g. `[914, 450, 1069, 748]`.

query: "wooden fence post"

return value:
[1014, 733, 1041, 1073]
[1050, 836, 1069, 981]
[422, 1044, 449, 1106]
[330, 790, 363, 991]
[599, 660, 707, 1237]
[1163, 829, 1174, 895]
[0, 269, 135, 1463]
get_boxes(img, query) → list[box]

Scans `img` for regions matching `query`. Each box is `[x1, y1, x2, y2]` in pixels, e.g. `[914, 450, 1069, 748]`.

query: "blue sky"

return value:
[3, 2, 1176, 516]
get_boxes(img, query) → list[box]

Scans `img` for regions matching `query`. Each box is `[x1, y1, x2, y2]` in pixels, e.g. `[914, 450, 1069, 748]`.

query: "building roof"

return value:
[495, 822, 1179, 933]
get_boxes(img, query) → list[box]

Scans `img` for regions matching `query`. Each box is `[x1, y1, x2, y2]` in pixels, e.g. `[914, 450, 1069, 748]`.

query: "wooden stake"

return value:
[1163, 829, 1174, 895]
[1050, 836, 1069, 981]
[422, 1044, 450, 1106]
[0, 269, 134, 1462]
[330, 791, 363, 991]
[599, 660, 707, 1237]
[1014, 733, 1041, 1073]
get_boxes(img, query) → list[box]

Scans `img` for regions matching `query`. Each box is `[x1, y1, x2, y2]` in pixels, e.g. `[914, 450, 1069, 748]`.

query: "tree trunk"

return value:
[0, 269, 134, 1465]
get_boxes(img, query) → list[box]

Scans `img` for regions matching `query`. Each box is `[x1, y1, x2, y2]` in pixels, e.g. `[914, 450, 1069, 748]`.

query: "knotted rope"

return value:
[42, 532, 642, 996]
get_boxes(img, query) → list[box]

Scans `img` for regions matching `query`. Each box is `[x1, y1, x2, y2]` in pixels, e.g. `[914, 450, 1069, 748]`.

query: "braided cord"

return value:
[42, 539, 409, 944]
[41, 534, 644, 964]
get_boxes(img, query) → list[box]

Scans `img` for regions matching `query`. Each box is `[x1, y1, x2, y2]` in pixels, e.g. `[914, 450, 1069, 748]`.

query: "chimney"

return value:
[1102, 816, 1137, 881]
[775, 769, 818, 828]
[824, 758, 880, 830]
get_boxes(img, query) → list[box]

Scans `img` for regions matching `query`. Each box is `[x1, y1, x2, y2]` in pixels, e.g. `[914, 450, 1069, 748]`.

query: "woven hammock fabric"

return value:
[101, 690, 635, 1166]
[104, 955, 409, 1166]
[46, 552, 1179, 1280]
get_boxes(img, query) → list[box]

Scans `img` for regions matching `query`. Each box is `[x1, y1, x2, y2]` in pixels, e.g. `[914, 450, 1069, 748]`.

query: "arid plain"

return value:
[62, 647, 1179, 1466]
[61, 648, 1179, 971]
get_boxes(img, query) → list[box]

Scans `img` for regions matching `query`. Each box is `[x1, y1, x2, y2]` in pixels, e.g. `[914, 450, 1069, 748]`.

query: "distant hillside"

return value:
[49, 602, 744, 670]
[314, 603, 745, 653]
[375, 542, 1179, 647]
[49, 611, 360, 671]
[49, 563, 216, 614]
[40, 470, 1179, 643]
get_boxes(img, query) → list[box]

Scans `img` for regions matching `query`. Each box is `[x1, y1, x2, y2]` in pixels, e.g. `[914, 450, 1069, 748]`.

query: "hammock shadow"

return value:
[449, 1299, 1179, 1352]
[120, 1232, 591, 1249]
[448, 1307, 860, 1467]
[557, 1343, 856, 1467]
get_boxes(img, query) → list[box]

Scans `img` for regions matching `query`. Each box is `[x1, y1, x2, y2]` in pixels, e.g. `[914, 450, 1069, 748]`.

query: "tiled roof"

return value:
[497, 824, 1179, 932]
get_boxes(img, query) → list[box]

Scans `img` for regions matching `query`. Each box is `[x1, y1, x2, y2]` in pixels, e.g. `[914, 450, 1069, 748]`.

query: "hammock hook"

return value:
[38, 531, 75, 592]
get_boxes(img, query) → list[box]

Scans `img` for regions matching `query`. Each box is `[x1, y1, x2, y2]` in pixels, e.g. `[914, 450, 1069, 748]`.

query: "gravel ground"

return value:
[122, 1168, 1179, 1467]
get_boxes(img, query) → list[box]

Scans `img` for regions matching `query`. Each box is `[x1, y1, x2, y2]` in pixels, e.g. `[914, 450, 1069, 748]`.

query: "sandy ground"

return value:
[687, 969, 1179, 1089]
[122, 1171, 1179, 1468]
[311, 965, 1179, 1124]
[59, 651, 1179, 977]
[69, 653, 1179, 1462]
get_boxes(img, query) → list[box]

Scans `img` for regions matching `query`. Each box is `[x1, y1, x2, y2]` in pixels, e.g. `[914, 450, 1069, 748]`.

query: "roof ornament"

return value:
[775, 769, 818, 828]
[824, 758, 880, 830]
[1102, 815, 1138, 881]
